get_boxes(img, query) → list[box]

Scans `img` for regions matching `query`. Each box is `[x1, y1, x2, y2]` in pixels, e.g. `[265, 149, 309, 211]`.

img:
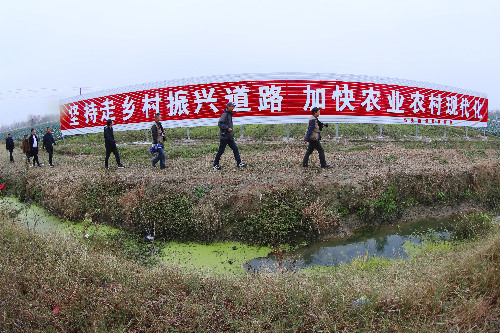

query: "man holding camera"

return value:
[303, 107, 331, 168]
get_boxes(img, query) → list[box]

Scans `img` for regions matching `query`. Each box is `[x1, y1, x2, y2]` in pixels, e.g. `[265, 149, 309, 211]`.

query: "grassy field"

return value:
[1, 123, 499, 246]
[0, 209, 498, 331]
[1, 121, 499, 331]
[0, 121, 61, 142]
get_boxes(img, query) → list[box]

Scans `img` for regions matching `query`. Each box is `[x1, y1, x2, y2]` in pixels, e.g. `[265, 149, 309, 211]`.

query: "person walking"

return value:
[151, 113, 167, 169]
[213, 102, 247, 170]
[104, 119, 125, 169]
[5, 133, 14, 162]
[28, 128, 42, 167]
[22, 134, 30, 163]
[303, 107, 331, 168]
[42, 127, 56, 167]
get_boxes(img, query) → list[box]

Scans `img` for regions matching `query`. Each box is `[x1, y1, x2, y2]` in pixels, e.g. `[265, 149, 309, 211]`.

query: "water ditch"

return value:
[246, 217, 452, 272]
[0, 196, 453, 274]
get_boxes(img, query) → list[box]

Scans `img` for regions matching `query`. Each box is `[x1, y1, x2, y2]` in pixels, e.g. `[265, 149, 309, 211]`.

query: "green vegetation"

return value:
[236, 189, 317, 246]
[1, 120, 499, 330]
[451, 211, 494, 241]
[0, 210, 498, 331]
[0, 121, 61, 142]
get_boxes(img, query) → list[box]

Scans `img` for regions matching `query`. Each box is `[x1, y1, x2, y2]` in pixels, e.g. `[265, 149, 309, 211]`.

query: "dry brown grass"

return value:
[0, 211, 498, 332]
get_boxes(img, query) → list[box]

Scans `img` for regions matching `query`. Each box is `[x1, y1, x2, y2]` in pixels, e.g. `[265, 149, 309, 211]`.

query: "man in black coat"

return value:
[212, 102, 247, 170]
[5, 133, 14, 162]
[42, 127, 56, 167]
[104, 119, 125, 169]
[28, 128, 41, 167]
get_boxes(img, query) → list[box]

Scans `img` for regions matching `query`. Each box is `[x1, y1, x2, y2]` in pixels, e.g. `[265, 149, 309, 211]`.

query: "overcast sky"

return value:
[1, 0, 499, 128]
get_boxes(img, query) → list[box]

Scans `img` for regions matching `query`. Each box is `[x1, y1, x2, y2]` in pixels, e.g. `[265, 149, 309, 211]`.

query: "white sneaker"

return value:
[238, 162, 247, 168]
[213, 165, 222, 170]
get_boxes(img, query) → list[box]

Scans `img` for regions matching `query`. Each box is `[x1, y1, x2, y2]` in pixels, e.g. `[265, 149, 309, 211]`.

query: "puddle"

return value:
[246, 218, 452, 272]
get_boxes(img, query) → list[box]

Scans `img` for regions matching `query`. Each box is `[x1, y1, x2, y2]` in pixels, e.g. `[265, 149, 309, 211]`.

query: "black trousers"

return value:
[46, 147, 53, 165]
[213, 138, 241, 166]
[31, 147, 40, 166]
[105, 145, 121, 168]
[9, 150, 14, 162]
[303, 140, 327, 167]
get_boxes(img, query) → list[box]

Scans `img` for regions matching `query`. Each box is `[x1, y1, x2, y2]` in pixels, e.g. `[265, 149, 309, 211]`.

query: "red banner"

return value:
[60, 73, 488, 135]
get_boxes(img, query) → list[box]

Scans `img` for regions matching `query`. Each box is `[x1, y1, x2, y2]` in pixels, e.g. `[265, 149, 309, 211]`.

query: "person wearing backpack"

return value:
[303, 107, 331, 168]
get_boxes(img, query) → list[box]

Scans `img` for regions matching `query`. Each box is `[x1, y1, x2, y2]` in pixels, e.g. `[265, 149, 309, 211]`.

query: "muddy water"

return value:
[246, 217, 453, 272]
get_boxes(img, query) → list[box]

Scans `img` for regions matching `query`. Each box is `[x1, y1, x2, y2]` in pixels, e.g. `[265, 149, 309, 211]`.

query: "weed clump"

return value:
[451, 211, 494, 241]
[237, 189, 318, 246]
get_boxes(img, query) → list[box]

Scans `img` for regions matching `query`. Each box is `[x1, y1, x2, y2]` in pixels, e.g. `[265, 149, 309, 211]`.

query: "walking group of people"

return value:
[104, 102, 330, 170]
[4, 127, 57, 167]
[5, 104, 331, 171]
[211, 103, 330, 170]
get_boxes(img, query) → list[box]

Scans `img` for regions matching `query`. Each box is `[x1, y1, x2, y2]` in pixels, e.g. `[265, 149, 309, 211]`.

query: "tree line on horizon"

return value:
[0, 113, 59, 132]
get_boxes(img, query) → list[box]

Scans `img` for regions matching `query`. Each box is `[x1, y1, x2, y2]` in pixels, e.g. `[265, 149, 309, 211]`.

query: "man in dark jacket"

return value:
[22, 135, 30, 163]
[212, 102, 247, 170]
[303, 107, 331, 168]
[104, 119, 125, 169]
[42, 127, 56, 167]
[28, 128, 42, 167]
[5, 134, 14, 162]
[151, 113, 166, 169]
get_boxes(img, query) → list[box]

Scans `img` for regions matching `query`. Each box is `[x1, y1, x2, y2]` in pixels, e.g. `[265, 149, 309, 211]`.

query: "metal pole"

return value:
[187, 127, 190, 140]
[62, 134, 65, 144]
[484, 128, 486, 136]
[84, 133, 87, 145]
[444, 125, 447, 138]
[466, 127, 468, 137]
[240, 124, 244, 139]
[286, 123, 289, 139]
[146, 129, 148, 142]
[416, 124, 418, 137]
[336, 124, 339, 138]
[379, 124, 383, 137]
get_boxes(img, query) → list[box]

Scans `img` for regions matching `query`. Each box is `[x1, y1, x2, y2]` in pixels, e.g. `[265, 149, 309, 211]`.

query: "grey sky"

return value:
[1, 0, 498, 128]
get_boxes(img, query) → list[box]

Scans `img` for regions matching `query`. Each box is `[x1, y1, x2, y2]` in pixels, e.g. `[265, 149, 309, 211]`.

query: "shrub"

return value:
[138, 191, 195, 241]
[451, 211, 494, 241]
[361, 185, 403, 224]
[236, 189, 317, 246]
